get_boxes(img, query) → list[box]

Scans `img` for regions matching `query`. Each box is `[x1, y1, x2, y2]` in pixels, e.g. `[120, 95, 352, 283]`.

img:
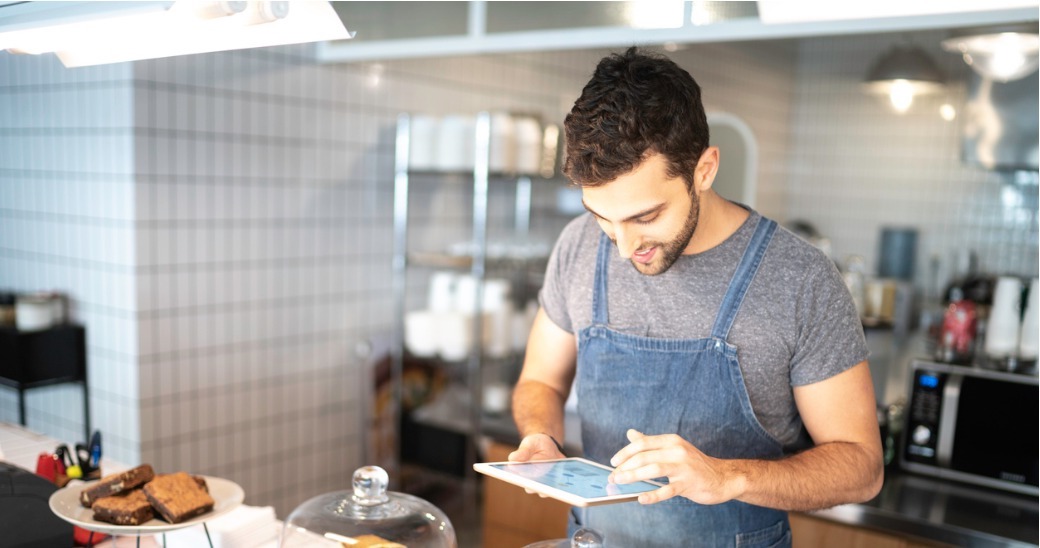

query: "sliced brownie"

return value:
[92, 489, 154, 526]
[143, 472, 215, 524]
[343, 535, 407, 548]
[79, 464, 155, 508]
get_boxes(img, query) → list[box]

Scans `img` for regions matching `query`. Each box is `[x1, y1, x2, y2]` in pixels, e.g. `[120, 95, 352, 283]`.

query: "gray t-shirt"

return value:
[539, 209, 869, 449]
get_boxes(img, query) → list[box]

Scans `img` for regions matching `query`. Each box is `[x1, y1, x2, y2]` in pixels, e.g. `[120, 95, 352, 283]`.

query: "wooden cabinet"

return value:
[790, 512, 947, 548]
[483, 442, 569, 548]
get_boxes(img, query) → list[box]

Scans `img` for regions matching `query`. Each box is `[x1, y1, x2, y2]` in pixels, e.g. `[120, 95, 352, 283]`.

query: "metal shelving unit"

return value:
[387, 112, 550, 492]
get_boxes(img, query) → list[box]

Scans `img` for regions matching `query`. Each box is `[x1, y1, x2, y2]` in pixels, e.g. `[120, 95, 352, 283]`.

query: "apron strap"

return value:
[592, 231, 613, 325]
[710, 217, 778, 340]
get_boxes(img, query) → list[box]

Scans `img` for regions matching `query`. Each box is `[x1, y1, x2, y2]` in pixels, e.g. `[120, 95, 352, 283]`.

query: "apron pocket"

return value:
[735, 519, 791, 548]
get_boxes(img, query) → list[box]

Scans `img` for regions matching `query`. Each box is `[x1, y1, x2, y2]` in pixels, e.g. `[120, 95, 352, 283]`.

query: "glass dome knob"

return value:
[352, 465, 390, 506]
[571, 527, 604, 548]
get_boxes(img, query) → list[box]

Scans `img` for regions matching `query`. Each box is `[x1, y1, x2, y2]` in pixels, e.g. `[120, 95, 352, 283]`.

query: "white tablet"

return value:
[473, 457, 663, 507]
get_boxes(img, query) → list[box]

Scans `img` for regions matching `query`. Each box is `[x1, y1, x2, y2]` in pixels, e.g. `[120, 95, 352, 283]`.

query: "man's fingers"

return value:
[639, 483, 676, 505]
[610, 428, 649, 466]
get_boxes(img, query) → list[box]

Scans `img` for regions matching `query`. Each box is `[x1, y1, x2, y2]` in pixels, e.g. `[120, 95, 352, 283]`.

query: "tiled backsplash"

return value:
[788, 31, 1038, 285]
[1, 31, 1036, 518]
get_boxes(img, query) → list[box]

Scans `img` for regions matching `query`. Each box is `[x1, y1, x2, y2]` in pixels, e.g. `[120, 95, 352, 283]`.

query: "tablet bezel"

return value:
[473, 457, 663, 507]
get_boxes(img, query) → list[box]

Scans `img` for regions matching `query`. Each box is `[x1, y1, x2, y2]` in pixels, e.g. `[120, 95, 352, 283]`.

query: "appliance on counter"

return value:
[901, 359, 1038, 496]
[0, 462, 73, 547]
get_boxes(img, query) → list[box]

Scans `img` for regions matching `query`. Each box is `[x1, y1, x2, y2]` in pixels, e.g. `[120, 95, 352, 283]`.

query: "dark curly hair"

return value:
[563, 47, 709, 191]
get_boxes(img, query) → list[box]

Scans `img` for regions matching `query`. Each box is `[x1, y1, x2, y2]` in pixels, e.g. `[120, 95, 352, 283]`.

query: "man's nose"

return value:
[613, 226, 639, 259]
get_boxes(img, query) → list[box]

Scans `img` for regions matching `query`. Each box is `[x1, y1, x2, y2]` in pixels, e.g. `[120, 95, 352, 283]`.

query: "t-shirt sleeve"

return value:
[789, 252, 870, 386]
[537, 215, 587, 334]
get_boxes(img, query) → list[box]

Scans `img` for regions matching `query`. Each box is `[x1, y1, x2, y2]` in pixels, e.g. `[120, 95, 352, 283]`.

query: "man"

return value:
[508, 47, 883, 546]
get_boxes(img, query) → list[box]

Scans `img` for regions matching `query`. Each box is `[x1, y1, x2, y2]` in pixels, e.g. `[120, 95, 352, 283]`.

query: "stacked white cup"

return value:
[985, 276, 1024, 363]
[404, 271, 517, 361]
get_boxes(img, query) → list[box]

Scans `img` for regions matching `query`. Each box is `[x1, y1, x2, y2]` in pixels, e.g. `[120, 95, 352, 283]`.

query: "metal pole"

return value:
[387, 113, 411, 485]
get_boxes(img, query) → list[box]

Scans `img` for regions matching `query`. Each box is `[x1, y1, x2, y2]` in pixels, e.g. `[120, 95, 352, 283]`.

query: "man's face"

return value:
[581, 154, 699, 276]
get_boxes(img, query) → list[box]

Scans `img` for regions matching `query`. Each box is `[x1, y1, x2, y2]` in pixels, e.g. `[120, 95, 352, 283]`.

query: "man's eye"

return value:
[634, 215, 657, 225]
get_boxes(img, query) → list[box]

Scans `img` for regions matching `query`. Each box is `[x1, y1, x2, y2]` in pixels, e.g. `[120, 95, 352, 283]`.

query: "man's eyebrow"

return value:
[581, 200, 665, 223]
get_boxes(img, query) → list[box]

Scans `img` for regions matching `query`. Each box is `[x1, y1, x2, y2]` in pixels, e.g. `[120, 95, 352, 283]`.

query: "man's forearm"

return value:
[511, 379, 567, 442]
[729, 441, 883, 511]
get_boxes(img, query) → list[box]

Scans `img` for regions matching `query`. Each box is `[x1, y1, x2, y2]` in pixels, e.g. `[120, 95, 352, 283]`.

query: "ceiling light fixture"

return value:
[863, 45, 946, 114]
[0, 1, 353, 68]
[941, 24, 1039, 82]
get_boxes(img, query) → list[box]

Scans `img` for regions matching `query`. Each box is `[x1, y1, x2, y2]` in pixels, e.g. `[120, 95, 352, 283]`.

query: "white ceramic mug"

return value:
[405, 309, 438, 358]
[436, 115, 475, 172]
[428, 271, 457, 313]
[513, 116, 542, 175]
[484, 306, 514, 359]
[408, 115, 438, 170]
[438, 311, 473, 361]
[489, 111, 516, 173]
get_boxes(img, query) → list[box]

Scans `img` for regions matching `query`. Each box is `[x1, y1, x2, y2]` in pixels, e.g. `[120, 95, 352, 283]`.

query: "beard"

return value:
[628, 190, 700, 276]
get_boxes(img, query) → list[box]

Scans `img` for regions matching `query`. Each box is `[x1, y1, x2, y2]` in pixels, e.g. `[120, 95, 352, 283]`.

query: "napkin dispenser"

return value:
[0, 462, 72, 547]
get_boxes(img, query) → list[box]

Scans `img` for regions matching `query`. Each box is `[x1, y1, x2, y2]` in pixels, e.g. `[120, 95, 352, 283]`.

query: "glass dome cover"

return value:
[281, 465, 457, 547]
[524, 527, 605, 548]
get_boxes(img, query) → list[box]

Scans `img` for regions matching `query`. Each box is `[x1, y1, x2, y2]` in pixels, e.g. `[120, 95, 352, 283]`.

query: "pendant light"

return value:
[863, 45, 946, 114]
[941, 24, 1040, 83]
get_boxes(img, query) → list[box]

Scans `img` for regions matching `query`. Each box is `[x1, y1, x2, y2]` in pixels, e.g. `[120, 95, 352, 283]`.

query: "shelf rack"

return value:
[385, 112, 551, 490]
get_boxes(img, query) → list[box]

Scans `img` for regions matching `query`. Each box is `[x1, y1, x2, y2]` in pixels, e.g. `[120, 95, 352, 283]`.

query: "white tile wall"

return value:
[0, 53, 140, 463]
[2, 29, 1035, 520]
[788, 31, 1038, 285]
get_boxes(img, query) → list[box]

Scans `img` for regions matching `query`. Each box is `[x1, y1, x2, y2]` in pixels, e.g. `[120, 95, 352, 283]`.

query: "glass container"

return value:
[281, 465, 456, 547]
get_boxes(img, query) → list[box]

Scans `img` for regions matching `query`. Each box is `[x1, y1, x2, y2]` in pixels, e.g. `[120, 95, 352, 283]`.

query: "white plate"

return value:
[49, 475, 245, 536]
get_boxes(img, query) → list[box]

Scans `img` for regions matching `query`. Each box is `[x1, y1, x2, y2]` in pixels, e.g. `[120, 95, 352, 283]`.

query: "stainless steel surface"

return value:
[468, 111, 492, 483]
[936, 373, 961, 469]
[962, 69, 1039, 170]
[811, 469, 1038, 547]
[385, 113, 412, 480]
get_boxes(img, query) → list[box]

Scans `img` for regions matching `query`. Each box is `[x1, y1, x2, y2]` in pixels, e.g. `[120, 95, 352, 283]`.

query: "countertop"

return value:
[813, 467, 1037, 547]
[464, 411, 1038, 548]
[0, 422, 281, 547]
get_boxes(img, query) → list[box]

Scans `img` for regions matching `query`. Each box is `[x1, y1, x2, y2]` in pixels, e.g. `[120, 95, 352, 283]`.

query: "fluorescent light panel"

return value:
[0, 1, 352, 68]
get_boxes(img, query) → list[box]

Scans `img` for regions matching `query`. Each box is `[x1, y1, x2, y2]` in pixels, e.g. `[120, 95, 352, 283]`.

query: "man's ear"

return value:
[694, 146, 720, 193]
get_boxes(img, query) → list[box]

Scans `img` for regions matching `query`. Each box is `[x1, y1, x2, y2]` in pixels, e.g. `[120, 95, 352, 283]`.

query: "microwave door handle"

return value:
[936, 374, 963, 468]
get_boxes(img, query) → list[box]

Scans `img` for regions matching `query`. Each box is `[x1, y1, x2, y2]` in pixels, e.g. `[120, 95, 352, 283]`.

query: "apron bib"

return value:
[573, 217, 791, 548]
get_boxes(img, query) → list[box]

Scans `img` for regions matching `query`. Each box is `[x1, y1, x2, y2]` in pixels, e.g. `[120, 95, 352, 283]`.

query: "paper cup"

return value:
[986, 276, 1023, 359]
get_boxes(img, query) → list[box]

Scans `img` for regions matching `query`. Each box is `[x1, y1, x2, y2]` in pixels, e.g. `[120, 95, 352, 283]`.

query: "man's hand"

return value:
[508, 433, 565, 462]
[507, 433, 566, 498]
[608, 429, 744, 505]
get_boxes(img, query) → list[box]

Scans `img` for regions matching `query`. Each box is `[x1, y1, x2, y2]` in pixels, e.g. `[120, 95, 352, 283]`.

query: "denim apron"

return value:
[572, 217, 791, 548]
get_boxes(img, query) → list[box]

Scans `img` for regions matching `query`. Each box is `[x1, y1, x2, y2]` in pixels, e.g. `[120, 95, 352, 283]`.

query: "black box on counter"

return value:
[0, 324, 86, 387]
[400, 413, 468, 477]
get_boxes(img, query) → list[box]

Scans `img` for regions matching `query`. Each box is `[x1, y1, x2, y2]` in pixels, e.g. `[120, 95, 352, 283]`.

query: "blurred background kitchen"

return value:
[0, 1, 1037, 547]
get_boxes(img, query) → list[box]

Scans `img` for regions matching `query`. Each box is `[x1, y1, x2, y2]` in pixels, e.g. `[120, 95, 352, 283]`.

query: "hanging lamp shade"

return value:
[941, 24, 1040, 83]
[863, 45, 946, 113]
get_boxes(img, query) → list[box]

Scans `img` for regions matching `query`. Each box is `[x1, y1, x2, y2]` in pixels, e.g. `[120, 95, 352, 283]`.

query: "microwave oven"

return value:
[901, 359, 1038, 496]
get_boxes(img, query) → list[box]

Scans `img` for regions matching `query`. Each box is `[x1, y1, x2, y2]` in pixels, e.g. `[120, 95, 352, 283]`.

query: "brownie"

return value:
[341, 536, 406, 548]
[143, 472, 215, 524]
[92, 489, 154, 526]
[79, 464, 156, 508]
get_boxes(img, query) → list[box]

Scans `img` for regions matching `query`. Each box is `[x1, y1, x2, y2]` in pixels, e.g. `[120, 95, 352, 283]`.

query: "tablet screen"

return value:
[488, 460, 659, 499]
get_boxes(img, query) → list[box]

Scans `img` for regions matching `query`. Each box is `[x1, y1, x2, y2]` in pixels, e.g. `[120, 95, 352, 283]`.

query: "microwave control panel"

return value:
[904, 369, 945, 464]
